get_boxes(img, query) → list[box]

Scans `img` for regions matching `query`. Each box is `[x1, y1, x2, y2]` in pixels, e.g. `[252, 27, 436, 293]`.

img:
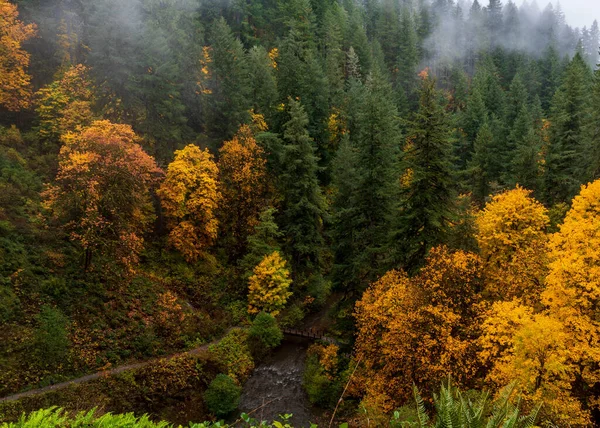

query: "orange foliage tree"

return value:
[44, 120, 162, 270]
[218, 123, 270, 261]
[540, 179, 600, 421]
[158, 144, 221, 262]
[353, 246, 483, 412]
[475, 186, 550, 303]
[35, 64, 96, 143]
[479, 300, 587, 425]
[0, 0, 36, 111]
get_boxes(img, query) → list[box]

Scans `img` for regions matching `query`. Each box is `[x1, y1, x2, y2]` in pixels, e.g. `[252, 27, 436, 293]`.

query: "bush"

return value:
[0, 284, 20, 323]
[303, 344, 343, 408]
[33, 306, 70, 368]
[249, 312, 283, 352]
[208, 329, 254, 382]
[278, 303, 304, 329]
[203, 374, 241, 417]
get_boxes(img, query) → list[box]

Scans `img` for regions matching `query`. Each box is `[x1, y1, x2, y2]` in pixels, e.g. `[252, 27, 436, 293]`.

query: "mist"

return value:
[424, 0, 600, 74]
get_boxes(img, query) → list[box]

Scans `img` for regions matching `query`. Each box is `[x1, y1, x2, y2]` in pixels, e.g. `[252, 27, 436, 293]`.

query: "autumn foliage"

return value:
[354, 246, 483, 412]
[158, 144, 221, 262]
[247, 251, 292, 316]
[475, 186, 550, 302]
[218, 124, 269, 260]
[44, 120, 162, 270]
[35, 64, 95, 143]
[0, 0, 36, 111]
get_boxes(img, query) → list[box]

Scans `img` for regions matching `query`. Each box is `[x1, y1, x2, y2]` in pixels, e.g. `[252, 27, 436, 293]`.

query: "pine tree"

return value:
[396, 71, 455, 271]
[246, 46, 278, 122]
[240, 207, 283, 279]
[544, 52, 592, 204]
[277, 18, 329, 160]
[584, 55, 600, 181]
[279, 98, 326, 275]
[540, 43, 564, 111]
[332, 70, 401, 290]
[468, 121, 494, 206]
[396, 7, 420, 112]
[201, 17, 251, 142]
[512, 127, 543, 193]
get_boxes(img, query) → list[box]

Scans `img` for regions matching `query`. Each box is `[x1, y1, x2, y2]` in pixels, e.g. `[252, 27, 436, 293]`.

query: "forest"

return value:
[1, 0, 600, 426]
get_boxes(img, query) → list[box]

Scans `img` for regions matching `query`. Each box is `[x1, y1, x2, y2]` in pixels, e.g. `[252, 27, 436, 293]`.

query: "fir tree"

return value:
[332, 69, 401, 290]
[396, 71, 455, 271]
[202, 17, 251, 142]
[544, 52, 592, 204]
[279, 98, 326, 275]
[468, 121, 494, 206]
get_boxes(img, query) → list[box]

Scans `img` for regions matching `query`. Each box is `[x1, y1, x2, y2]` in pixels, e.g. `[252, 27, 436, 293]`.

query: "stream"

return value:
[237, 336, 323, 427]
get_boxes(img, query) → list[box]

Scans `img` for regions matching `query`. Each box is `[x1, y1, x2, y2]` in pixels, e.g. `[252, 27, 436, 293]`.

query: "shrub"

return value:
[203, 374, 241, 417]
[303, 344, 342, 408]
[249, 312, 283, 351]
[33, 306, 70, 369]
[0, 284, 20, 323]
[208, 329, 254, 382]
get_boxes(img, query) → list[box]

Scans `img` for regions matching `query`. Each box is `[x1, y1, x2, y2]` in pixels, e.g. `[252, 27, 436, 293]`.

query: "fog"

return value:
[524, 1, 600, 29]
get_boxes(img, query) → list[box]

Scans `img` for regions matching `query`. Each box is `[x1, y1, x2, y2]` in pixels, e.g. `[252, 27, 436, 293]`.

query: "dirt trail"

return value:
[0, 328, 236, 405]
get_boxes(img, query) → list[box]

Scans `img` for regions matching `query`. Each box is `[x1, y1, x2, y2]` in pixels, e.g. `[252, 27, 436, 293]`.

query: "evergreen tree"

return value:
[241, 207, 283, 280]
[584, 55, 600, 181]
[246, 45, 278, 121]
[540, 43, 564, 111]
[512, 127, 543, 194]
[277, 17, 329, 161]
[332, 69, 400, 290]
[279, 98, 326, 275]
[486, 0, 503, 47]
[202, 18, 251, 142]
[396, 71, 455, 271]
[396, 7, 420, 112]
[506, 73, 529, 129]
[544, 52, 592, 204]
[468, 121, 494, 206]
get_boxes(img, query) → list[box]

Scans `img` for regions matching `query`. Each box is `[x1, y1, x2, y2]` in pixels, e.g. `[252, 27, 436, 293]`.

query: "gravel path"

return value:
[0, 328, 236, 404]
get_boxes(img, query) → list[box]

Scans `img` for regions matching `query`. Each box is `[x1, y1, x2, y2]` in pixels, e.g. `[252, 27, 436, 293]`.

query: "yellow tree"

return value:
[0, 0, 36, 111]
[541, 179, 600, 420]
[218, 123, 269, 261]
[247, 251, 292, 316]
[479, 301, 589, 425]
[43, 121, 162, 270]
[158, 144, 221, 262]
[35, 64, 95, 144]
[353, 246, 483, 412]
[475, 186, 550, 303]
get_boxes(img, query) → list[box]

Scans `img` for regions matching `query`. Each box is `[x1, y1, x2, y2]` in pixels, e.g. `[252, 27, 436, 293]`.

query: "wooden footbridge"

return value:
[282, 327, 338, 345]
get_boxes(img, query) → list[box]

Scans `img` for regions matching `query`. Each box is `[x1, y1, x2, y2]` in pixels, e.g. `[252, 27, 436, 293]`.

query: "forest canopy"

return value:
[1, 0, 600, 426]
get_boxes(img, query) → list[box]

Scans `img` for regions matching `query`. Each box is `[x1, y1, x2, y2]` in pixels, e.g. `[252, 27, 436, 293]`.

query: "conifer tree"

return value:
[468, 121, 494, 206]
[396, 7, 420, 112]
[201, 17, 251, 142]
[279, 99, 326, 275]
[332, 69, 400, 290]
[276, 2, 329, 147]
[396, 70, 455, 271]
[544, 52, 592, 204]
[246, 46, 278, 122]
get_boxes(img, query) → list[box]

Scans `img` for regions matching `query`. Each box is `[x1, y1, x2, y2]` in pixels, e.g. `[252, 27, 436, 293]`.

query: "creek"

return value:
[237, 336, 323, 427]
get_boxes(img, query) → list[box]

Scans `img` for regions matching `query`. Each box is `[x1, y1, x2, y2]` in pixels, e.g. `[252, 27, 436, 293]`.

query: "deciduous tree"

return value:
[44, 120, 162, 270]
[158, 144, 220, 263]
[218, 124, 270, 261]
[476, 186, 549, 303]
[248, 251, 292, 316]
[0, 0, 36, 111]
[354, 246, 483, 412]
